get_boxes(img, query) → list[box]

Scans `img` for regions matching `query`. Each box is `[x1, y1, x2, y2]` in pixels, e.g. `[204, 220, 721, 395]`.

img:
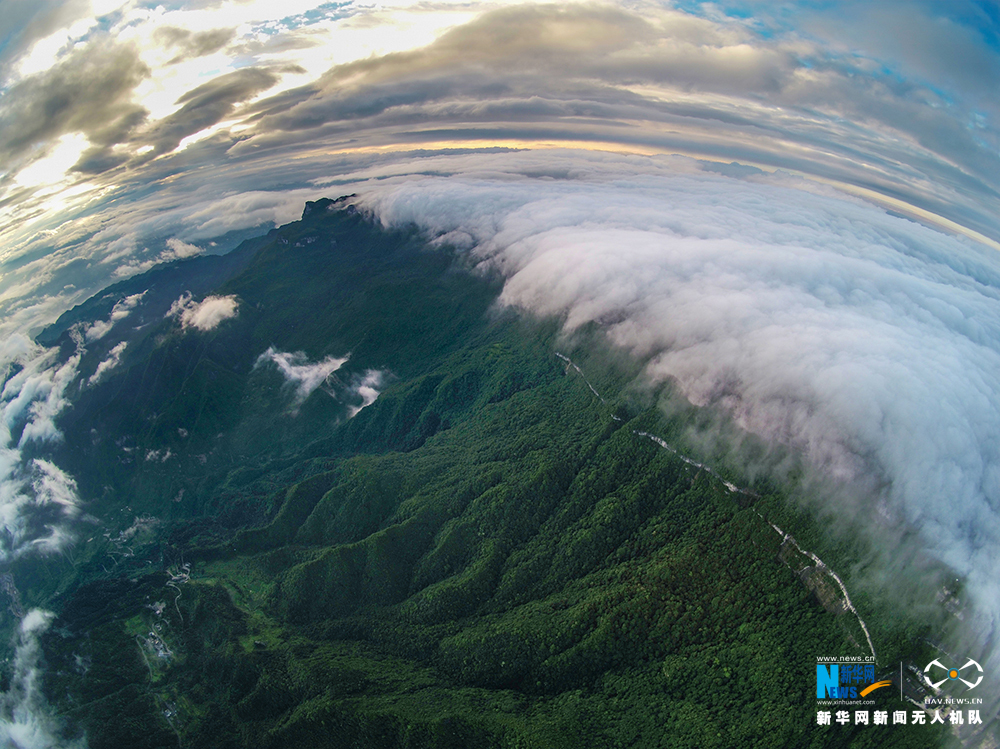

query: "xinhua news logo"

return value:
[817, 663, 892, 700]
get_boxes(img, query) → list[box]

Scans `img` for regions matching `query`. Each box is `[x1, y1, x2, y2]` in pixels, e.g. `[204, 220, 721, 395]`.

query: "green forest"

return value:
[10, 200, 946, 747]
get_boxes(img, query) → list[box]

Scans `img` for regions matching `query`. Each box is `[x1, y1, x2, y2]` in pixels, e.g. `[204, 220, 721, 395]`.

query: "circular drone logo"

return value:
[924, 658, 984, 690]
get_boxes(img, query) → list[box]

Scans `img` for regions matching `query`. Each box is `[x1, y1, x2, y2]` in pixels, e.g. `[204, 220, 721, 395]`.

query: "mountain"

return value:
[9, 199, 935, 748]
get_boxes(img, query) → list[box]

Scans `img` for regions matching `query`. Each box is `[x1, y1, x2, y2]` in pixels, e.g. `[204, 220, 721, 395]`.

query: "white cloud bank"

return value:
[0, 609, 86, 749]
[1, 337, 83, 562]
[355, 153, 1000, 661]
[167, 292, 239, 331]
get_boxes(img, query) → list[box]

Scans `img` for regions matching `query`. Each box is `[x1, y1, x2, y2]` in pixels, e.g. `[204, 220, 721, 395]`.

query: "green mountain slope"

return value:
[25, 201, 936, 748]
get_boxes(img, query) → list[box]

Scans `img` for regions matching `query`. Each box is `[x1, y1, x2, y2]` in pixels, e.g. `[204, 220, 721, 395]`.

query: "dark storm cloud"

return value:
[141, 67, 285, 155]
[153, 25, 236, 65]
[0, 39, 149, 169]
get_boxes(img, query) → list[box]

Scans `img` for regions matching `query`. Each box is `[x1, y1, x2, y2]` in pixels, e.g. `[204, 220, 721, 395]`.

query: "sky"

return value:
[1, 0, 999, 340]
[2, 0, 1000, 740]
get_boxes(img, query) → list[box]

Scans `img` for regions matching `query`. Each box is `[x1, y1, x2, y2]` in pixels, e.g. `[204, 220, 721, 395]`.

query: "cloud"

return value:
[252, 5, 762, 132]
[110, 239, 204, 279]
[798, 1, 1000, 110]
[142, 67, 283, 155]
[153, 25, 235, 64]
[82, 290, 145, 341]
[162, 237, 203, 261]
[354, 154, 1000, 666]
[0, 38, 149, 172]
[30, 458, 80, 517]
[253, 349, 386, 415]
[0, 607, 86, 749]
[166, 188, 319, 239]
[9, 353, 80, 448]
[144, 448, 172, 463]
[347, 368, 387, 418]
[87, 341, 127, 386]
[166, 292, 239, 331]
[0, 0, 93, 81]
[217, 2, 1000, 245]
[0, 339, 82, 564]
[254, 346, 349, 406]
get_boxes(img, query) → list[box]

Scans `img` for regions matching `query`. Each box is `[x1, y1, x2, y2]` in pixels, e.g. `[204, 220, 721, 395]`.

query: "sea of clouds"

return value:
[352, 152, 1000, 672]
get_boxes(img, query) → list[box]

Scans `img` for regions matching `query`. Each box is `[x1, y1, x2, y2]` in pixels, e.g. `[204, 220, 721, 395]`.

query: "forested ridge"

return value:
[14, 201, 939, 748]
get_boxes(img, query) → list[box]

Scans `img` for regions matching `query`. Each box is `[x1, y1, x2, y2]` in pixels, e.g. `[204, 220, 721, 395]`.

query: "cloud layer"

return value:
[4, 2, 1000, 352]
[0, 608, 85, 749]
[347, 369, 387, 418]
[0, 337, 82, 563]
[355, 153, 1000, 660]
